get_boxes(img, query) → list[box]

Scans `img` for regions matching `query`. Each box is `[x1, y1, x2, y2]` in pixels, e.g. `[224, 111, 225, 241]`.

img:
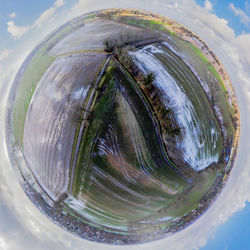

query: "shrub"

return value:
[143, 72, 156, 86]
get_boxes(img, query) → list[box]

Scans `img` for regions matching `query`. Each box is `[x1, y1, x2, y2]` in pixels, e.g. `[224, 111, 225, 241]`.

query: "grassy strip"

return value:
[181, 41, 235, 141]
[112, 16, 177, 36]
[12, 49, 55, 147]
[71, 65, 115, 197]
[57, 49, 109, 57]
[67, 57, 109, 189]
[166, 169, 217, 217]
[186, 42, 227, 92]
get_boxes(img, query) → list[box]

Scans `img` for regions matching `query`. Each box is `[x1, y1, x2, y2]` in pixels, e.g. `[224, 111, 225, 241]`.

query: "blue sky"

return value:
[196, 0, 250, 35]
[0, 1, 250, 250]
[0, 0, 249, 51]
[0, 0, 69, 49]
[201, 202, 250, 250]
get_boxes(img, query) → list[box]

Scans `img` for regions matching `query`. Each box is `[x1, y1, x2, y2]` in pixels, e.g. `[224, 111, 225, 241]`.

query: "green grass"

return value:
[70, 61, 190, 229]
[186, 42, 227, 92]
[166, 168, 217, 217]
[113, 16, 177, 36]
[71, 68, 116, 196]
[166, 37, 235, 144]
[12, 49, 55, 147]
[182, 42, 235, 140]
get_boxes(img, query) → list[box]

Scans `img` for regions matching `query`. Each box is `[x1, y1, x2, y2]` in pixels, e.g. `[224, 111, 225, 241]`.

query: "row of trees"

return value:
[104, 29, 159, 53]
[113, 45, 181, 137]
[140, 72, 181, 136]
[104, 31, 181, 137]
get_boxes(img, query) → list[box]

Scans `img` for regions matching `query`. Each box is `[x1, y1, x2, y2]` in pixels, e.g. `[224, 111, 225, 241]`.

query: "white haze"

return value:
[0, 0, 250, 249]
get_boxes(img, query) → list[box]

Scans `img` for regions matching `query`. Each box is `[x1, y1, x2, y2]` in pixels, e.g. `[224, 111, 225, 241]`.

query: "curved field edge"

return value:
[5, 8, 240, 243]
[106, 9, 239, 140]
[65, 10, 240, 234]
[67, 58, 219, 234]
[11, 12, 99, 148]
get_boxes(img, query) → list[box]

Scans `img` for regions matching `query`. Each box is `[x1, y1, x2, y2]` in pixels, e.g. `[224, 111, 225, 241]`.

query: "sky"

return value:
[0, 0, 250, 249]
[196, 0, 250, 35]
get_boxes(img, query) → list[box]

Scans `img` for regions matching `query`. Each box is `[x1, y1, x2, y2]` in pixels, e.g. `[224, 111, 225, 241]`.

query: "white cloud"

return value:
[33, 0, 65, 28]
[54, 0, 65, 8]
[204, 0, 213, 11]
[0, 50, 11, 61]
[33, 7, 57, 28]
[234, 33, 250, 65]
[0, 238, 8, 250]
[229, 3, 250, 26]
[9, 12, 16, 19]
[7, 21, 30, 39]
[7, 0, 65, 39]
[2, 0, 250, 249]
[70, 0, 87, 16]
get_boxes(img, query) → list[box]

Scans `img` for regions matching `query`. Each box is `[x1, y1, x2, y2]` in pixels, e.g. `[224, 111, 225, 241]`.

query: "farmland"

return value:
[6, 8, 240, 244]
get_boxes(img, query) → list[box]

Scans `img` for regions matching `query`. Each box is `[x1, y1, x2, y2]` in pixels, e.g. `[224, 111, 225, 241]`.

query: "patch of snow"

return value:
[71, 85, 90, 100]
[130, 45, 220, 171]
[65, 195, 86, 212]
[162, 41, 211, 99]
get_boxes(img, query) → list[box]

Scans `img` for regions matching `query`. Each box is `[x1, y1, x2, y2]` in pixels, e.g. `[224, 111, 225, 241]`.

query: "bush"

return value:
[104, 29, 159, 53]
[167, 127, 181, 136]
[104, 40, 115, 53]
[143, 72, 156, 86]
[115, 46, 135, 69]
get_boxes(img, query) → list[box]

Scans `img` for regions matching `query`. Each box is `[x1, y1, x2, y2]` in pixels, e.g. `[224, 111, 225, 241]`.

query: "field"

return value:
[68, 52, 222, 233]
[11, 12, 99, 148]
[12, 49, 55, 147]
[49, 19, 142, 56]
[162, 37, 236, 144]
[23, 53, 106, 200]
[69, 59, 194, 231]
[130, 44, 223, 171]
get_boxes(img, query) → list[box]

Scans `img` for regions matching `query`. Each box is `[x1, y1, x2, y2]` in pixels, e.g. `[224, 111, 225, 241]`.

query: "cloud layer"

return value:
[204, 0, 213, 12]
[9, 13, 16, 19]
[6, 0, 65, 39]
[0, 50, 12, 61]
[229, 3, 250, 26]
[7, 21, 30, 39]
[1, 0, 250, 249]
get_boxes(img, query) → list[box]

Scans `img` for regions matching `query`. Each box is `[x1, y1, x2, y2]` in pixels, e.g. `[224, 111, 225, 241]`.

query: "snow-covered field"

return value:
[49, 19, 141, 56]
[23, 53, 105, 200]
[130, 45, 221, 171]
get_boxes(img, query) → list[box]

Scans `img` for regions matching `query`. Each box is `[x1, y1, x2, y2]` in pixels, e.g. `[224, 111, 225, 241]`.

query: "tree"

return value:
[161, 108, 172, 117]
[168, 127, 181, 136]
[104, 40, 115, 52]
[143, 72, 156, 85]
